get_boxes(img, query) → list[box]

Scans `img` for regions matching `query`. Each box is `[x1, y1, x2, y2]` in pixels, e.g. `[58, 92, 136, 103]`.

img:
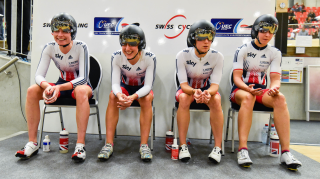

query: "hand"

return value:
[268, 87, 280, 97]
[202, 90, 211, 104]
[248, 84, 263, 96]
[193, 89, 204, 103]
[116, 93, 133, 110]
[43, 86, 59, 104]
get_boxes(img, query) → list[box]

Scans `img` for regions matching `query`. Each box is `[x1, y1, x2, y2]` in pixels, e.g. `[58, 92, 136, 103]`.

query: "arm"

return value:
[207, 52, 224, 96]
[176, 52, 194, 95]
[267, 49, 282, 96]
[67, 43, 90, 90]
[111, 54, 123, 97]
[133, 55, 156, 99]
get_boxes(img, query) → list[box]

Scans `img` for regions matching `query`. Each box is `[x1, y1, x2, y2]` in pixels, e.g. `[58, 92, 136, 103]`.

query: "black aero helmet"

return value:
[251, 14, 278, 39]
[51, 12, 77, 40]
[187, 20, 216, 47]
[119, 24, 146, 51]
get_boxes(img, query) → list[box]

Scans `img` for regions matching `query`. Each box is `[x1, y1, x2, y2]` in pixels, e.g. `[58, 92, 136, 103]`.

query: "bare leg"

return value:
[177, 93, 193, 145]
[137, 93, 153, 144]
[262, 93, 290, 151]
[105, 92, 120, 144]
[235, 90, 256, 150]
[26, 84, 45, 143]
[74, 85, 92, 145]
[206, 94, 224, 148]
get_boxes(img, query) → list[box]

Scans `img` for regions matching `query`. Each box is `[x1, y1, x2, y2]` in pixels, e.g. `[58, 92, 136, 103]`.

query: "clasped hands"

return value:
[43, 86, 60, 104]
[193, 89, 211, 104]
[116, 93, 135, 110]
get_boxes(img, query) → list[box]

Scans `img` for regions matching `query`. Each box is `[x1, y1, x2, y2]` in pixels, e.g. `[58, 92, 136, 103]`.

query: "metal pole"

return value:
[3, 0, 6, 50]
[21, 0, 23, 54]
[0, 56, 19, 73]
[29, 0, 32, 56]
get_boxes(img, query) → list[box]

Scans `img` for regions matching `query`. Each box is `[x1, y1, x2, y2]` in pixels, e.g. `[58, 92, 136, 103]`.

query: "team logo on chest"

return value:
[186, 60, 197, 67]
[55, 53, 63, 60]
[204, 62, 210, 66]
[136, 67, 141, 71]
[247, 52, 256, 58]
[261, 54, 266, 58]
[122, 64, 131, 71]
[68, 55, 73, 60]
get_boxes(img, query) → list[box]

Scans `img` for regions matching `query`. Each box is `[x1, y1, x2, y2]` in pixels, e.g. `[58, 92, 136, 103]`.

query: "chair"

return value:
[225, 71, 273, 153]
[38, 55, 103, 147]
[171, 72, 225, 155]
[115, 101, 155, 150]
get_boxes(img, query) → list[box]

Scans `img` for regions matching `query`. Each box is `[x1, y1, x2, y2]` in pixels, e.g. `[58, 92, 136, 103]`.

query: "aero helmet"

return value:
[51, 12, 77, 40]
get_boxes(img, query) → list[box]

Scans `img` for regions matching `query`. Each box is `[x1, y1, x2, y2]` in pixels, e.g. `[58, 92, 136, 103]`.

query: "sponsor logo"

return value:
[203, 68, 213, 72]
[183, 49, 189, 53]
[260, 61, 270, 65]
[69, 60, 78, 65]
[211, 18, 250, 37]
[204, 62, 210, 66]
[137, 71, 146, 76]
[247, 52, 256, 58]
[55, 53, 63, 60]
[43, 23, 88, 28]
[122, 64, 131, 71]
[145, 52, 154, 57]
[68, 55, 73, 60]
[186, 60, 196, 67]
[94, 17, 124, 35]
[261, 54, 266, 58]
[155, 15, 191, 39]
[113, 51, 121, 56]
[76, 42, 83, 45]
[136, 67, 141, 71]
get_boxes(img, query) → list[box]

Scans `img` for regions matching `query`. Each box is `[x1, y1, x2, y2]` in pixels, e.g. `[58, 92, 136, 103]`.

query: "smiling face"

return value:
[52, 29, 72, 46]
[122, 43, 140, 60]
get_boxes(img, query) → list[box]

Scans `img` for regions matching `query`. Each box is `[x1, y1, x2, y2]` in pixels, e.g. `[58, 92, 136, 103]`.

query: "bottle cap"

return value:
[173, 139, 177, 145]
[265, 124, 268, 126]
[166, 130, 174, 135]
[271, 124, 275, 127]
[45, 135, 49, 139]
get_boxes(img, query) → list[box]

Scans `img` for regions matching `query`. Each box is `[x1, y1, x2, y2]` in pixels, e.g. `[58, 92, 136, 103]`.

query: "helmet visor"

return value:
[120, 34, 140, 46]
[257, 22, 278, 34]
[52, 20, 72, 33]
[194, 29, 215, 41]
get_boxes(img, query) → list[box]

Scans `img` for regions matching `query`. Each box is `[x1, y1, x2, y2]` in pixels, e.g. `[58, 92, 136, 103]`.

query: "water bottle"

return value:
[270, 124, 278, 139]
[59, 128, 69, 153]
[261, 124, 269, 144]
[269, 124, 280, 157]
[171, 139, 179, 160]
[165, 130, 174, 152]
[43, 135, 50, 152]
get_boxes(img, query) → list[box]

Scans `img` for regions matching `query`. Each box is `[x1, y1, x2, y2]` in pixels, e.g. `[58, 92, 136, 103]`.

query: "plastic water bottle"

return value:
[59, 128, 69, 153]
[165, 130, 174, 152]
[261, 124, 269, 144]
[43, 135, 50, 152]
[171, 139, 179, 160]
[270, 124, 278, 139]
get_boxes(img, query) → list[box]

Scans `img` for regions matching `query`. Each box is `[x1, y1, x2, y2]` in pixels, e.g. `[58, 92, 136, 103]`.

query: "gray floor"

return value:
[1, 132, 319, 179]
[290, 120, 320, 144]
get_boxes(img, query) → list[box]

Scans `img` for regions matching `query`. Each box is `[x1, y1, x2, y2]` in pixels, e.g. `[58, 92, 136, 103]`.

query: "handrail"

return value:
[0, 57, 19, 73]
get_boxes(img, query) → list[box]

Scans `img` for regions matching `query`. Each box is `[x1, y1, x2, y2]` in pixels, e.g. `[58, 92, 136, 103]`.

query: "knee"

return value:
[27, 85, 42, 100]
[139, 94, 153, 108]
[241, 93, 255, 107]
[207, 94, 221, 109]
[74, 86, 89, 102]
[273, 94, 287, 107]
[178, 93, 192, 109]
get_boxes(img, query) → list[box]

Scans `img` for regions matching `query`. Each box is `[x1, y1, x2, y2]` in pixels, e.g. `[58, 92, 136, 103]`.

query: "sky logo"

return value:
[211, 18, 250, 37]
[94, 17, 124, 35]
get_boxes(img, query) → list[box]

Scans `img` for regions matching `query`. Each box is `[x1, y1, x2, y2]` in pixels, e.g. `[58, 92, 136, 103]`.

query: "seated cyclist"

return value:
[15, 13, 92, 162]
[98, 24, 156, 162]
[231, 14, 302, 170]
[175, 20, 224, 163]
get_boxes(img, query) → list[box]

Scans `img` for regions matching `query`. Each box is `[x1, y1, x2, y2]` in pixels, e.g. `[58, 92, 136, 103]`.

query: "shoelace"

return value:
[240, 150, 248, 158]
[141, 146, 151, 154]
[102, 145, 112, 152]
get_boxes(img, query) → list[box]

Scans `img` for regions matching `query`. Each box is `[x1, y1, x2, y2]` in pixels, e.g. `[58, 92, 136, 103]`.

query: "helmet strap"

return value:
[127, 51, 139, 60]
[256, 36, 262, 45]
[60, 43, 70, 48]
[195, 46, 208, 55]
